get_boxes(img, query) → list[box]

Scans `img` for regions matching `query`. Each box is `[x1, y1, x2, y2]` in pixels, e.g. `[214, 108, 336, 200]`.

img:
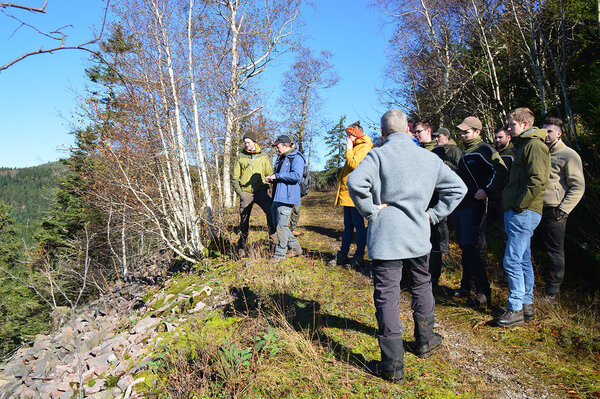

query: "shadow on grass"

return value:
[225, 286, 375, 368]
[301, 224, 342, 240]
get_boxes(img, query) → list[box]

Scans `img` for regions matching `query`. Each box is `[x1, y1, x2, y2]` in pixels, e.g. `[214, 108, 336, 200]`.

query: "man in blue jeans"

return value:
[498, 108, 550, 327]
[266, 135, 305, 261]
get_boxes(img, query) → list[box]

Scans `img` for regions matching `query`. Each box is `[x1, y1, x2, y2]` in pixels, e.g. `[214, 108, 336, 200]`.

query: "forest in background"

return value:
[0, 162, 66, 245]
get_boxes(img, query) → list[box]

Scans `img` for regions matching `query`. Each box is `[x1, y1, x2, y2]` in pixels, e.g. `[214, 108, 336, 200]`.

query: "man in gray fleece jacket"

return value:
[348, 109, 467, 384]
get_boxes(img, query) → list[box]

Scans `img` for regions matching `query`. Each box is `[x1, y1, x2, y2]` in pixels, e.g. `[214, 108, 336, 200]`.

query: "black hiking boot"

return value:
[495, 309, 524, 328]
[373, 336, 405, 384]
[349, 255, 366, 269]
[327, 251, 349, 267]
[523, 303, 534, 322]
[467, 294, 490, 309]
[405, 315, 443, 358]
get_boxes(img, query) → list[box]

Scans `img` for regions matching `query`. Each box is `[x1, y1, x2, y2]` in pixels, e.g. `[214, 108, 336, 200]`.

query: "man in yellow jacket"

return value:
[328, 121, 373, 268]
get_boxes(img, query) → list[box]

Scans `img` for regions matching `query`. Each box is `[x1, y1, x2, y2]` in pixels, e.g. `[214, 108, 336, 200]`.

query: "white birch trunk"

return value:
[188, 0, 214, 222]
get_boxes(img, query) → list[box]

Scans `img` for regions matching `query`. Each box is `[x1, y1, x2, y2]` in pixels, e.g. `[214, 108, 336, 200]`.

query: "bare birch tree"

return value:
[209, 0, 302, 208]
[279, 47, 339, 156]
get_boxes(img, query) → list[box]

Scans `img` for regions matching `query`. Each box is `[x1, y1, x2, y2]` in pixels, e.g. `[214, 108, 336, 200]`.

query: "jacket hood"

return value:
[517, 127, 547, 142]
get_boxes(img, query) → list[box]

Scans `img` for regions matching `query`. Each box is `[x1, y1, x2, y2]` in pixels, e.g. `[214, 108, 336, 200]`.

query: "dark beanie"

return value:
[243, 132, 257, 142]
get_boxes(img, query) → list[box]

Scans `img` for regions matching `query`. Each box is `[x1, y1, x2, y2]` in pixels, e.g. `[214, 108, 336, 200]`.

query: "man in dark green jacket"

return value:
[232, 132, 275, 258]
[433, 127, 462, 172]
[496, 107, 550, 328]
[494, 126, 516, 172]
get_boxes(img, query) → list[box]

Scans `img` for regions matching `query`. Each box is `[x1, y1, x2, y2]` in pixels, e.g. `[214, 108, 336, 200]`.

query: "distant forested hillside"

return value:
[0, 162, 67, 244]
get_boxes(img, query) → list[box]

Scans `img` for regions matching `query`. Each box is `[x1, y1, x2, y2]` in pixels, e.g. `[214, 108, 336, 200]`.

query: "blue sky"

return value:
[0, 0, 392, 170]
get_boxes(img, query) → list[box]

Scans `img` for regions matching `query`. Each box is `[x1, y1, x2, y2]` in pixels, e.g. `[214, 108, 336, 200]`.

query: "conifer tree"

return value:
[36, 127, 102, 254]
[324, 116, 347, 170]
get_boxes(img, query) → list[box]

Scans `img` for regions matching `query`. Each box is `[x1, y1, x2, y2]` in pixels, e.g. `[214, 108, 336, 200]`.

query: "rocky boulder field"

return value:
[0, 278, 224, 399]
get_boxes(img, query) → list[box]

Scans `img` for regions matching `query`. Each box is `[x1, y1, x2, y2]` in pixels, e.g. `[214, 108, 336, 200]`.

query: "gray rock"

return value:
[7, 364, 32, 378]
[87, 389, 114, 399]
[30, 354, 51, 379]
[17, 386, 37, 398]
[130, 317, 162, 335]
[0, 378, 21, 398]
[35, 379, 56, 397]
[58, 391, 74, 399]
[117, 375, 133, 391]
[83, 330, 110, 352]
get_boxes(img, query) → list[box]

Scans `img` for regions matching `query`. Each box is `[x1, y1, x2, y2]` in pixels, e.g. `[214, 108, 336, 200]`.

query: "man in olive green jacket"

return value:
[232, 132, 275, 257]
[497, 108, 550, 328]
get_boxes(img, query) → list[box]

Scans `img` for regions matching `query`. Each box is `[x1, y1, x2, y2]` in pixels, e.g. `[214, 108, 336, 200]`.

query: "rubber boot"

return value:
[377, 336, 405, 384]
[406, 315, 442, 358]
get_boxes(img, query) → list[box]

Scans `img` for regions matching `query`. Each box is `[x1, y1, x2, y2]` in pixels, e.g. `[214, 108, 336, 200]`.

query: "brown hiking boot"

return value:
[287, 248, 303, 258]
[292, 230, 304, 237]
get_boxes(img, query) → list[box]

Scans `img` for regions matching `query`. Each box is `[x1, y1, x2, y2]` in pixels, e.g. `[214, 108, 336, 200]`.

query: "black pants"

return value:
[538, 207, 568, 294]
[429, 220, 446, 286]
[454, 206, 491, 297]
[372, 255, 434, 339]
[438, 217, 450, 254]
[237, 188, 274, 248]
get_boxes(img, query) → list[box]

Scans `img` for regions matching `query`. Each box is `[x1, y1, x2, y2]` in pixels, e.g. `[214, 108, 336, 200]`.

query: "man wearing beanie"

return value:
[328, 121, 373, 268]
[453, 116, 508, 309]
[348, 109, 466, 384]
[231, 132, 276, 258]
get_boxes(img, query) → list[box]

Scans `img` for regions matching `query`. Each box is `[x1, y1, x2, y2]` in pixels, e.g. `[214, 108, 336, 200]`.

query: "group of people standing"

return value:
[231, 132, 306, 262]
[231, 106, 585, 384]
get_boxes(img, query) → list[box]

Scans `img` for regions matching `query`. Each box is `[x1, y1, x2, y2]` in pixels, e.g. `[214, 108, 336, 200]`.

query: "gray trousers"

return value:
[372, 255, 434, 339]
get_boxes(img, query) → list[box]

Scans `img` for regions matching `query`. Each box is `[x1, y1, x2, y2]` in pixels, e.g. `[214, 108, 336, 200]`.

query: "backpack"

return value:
[300, 162, 311, 197]
[289, 151, 311, 197]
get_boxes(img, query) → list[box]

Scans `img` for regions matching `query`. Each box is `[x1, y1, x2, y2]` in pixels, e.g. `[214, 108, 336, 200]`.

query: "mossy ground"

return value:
[137, 191, 600, 398]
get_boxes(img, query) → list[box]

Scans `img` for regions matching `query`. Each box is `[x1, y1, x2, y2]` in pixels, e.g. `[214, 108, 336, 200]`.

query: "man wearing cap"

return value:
[497, 107, 550, 327]
[347, 109, 466, 384]
[537, 117, 584, 303]
[433, 128, 462, 172]
[265, 135, 305, 260]
[414, 121, 460, 288]
[232, 132, 276, 258]
[427, 127, 463, 288]
[453, 116, 508, 309]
